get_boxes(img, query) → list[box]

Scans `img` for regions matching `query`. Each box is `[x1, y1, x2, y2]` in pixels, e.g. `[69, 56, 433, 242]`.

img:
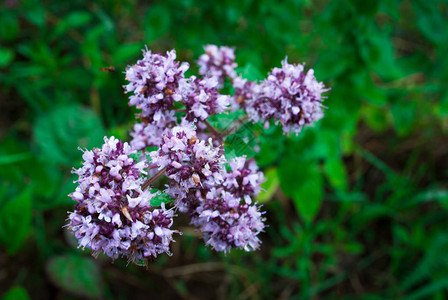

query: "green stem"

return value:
[142, 167, 167, 190]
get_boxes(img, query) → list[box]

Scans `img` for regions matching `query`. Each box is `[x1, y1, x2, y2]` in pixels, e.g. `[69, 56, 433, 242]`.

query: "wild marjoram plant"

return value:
[65, 45, 328, 266]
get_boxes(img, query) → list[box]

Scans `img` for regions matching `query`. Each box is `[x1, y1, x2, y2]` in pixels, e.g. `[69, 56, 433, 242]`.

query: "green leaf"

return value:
[237, 62, 265, 81]
[360, 31, 402, 80]
[63, 11, 92, 28]
[343, 242, 364, 254]
[409, 188, 448, 209]
[225, 134, 256, 158]
[107, 124, 131, 141]
[0, 138, 32, 186]
[0, 47, 14, 67]
[360, 79, 388, 106]
[24, 0, 46, 27]
[439, 90, 448, 116]
[46, 255, 103, 299]
[0, 14, 19, 41]
[320, 87, 361, 135]
[82, 25, 106, 68]
[314, 50, 349, 80]
[380, 0, 400, 20]
[324, 158, 348, 192]
[401, 235, 448, 291]
[362, 104, 389, 132]
[208, 109, 245, 130]
[224, 123, 258, 158]
[0, 185, 33, 254]
[412, 0, 448, 45]
[112, 43, 142, 65]
[257, 167, 279, 203]
[256, 126, 285, 167]
[391, 99, 416, 136]
[236, 50, 264, 76]
[54, 11, 92, 37]
[406, 279, 448, 300]
[0, 136, 60, 199]
[327, 191, 367, 202]
[150, 191, 175, 207]
[1, 286, 30, 300]
[309, 129, 340, 160]
[33, 105, 105, 167]
[278, 158, 323, 223]
[0, 152, 32, 165]
[35, 173, 76, 209]
[145, 4, 171, 41]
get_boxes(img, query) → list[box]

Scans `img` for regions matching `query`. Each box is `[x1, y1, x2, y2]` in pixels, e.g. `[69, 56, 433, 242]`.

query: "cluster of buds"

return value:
[66, 45, 327, 265]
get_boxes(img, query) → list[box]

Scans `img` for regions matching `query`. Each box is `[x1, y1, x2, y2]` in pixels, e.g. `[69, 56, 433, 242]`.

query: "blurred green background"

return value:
[1, 0, 448, 299]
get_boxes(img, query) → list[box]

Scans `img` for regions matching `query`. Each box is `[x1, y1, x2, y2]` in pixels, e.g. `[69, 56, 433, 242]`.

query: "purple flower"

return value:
[230, 76, 258, 111]
[129, 111, 177, 151]
[180, 75, 230, 122]
[149, 123, 226, 215]
[195, 188, 265, 253]
[192, 156, 265, 253]
[223, 156, 265, 204]
[246, 58, 327, 134]
[198, 45, 238, 88]
[66, 137, 177, 264]
[125, 49, 189, 123]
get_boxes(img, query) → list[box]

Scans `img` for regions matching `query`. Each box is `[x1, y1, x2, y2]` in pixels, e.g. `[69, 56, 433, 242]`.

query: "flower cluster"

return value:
[129, 112, 177, 151]
[223, 156, 264, 204]
[230, 76, 258, 111]
[180, 75, 230, 122]
[125, 49, 189, 123]
[198, 45, 238, 87]
[67, 44, 328, 265]
[149, 124, 226, 215]
[195, 189, 265, 252]
[245, 58, 327, 134]
[191, 156, 265, 252]
[66, 137, 177, 264]
[148, 125, 265, 252]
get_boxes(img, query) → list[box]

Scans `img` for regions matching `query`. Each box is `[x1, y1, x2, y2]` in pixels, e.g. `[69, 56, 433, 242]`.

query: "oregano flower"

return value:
[66, 137, 177, 264]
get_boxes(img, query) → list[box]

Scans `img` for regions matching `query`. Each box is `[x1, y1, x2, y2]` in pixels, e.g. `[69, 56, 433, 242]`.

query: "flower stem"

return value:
[142, 167, 167, 190]
[147, 164, 158, 170]
[204, 120, 224, 144]
[222, 115, 249, 137]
